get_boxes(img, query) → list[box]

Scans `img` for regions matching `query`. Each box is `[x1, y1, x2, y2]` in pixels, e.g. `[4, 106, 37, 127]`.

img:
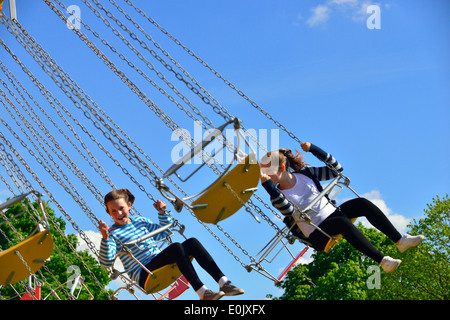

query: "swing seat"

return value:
[143, 257, 193, 294]
[0, 230, 53, 286]
[191, 154, 260, 224]
[323, 218, 357, 253]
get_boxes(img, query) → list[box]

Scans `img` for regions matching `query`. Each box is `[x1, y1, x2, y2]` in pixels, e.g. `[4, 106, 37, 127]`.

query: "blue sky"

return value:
[0, 0, 448, 300]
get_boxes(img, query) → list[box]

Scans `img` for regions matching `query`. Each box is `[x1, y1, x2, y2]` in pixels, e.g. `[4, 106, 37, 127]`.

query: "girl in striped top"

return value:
[260, 142, 423, 273]
[98, 188, 244, 300]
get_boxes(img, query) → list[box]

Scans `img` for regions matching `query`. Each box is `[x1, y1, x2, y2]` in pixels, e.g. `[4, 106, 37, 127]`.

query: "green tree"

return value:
[269, 195, 450, 300]
[368, 195, 450, 300]
[0, 198, 113, 300]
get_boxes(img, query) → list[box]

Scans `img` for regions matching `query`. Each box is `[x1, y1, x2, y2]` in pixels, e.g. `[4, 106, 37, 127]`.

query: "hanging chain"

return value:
[0, 3, 308, 276]
[122, 0, 304, 146]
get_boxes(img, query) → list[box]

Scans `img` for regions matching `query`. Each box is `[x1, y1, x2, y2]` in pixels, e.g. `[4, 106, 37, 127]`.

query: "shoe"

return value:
[200, 290, 225, 300]
[396, 234, 424, 253]
[220, 281, 244, 296]
[380, 256, 402, 273]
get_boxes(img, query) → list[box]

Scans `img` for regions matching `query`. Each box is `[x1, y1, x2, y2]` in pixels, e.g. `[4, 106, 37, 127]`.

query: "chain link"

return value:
[0, 2, 312, 281]
[127, 0, 304, 144]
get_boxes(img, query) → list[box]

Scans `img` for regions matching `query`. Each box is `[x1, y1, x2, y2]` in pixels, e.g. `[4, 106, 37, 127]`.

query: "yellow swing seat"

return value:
[144, 257, 193, 294]
[323, 217, 357, 253]
[191, 154, 260, 224]
[0, 230, 53, 286]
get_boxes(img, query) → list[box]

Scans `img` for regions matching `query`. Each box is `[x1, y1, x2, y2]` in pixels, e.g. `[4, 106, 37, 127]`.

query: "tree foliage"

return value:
[269, 195, 450, 300]
[0, 198, 112, 300]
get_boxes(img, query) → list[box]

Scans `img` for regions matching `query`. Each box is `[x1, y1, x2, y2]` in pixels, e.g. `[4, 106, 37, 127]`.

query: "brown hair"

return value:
[263, 149, 307, 172]
[104, 188, 135, 212]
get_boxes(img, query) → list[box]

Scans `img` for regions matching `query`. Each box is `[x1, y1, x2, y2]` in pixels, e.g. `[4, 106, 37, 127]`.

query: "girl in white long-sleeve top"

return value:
[260, 142, 424, 273]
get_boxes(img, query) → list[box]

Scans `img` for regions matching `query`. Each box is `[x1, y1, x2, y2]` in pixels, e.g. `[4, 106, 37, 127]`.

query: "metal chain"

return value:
[0, 19, 160, 202]
[0, 59, 117, 192]
[2, 13, 255, 273]
[33, 4, 263, 265]
[42, 0, 202, 168]
[0, 136, 110, 298]
[89, 0, 269, 167]
[70, 0, 284, 230]
[114, 0, 275, 156]
[0, 82, 103, 227]
[51, 0, 232, 176]
[83, 0, 285, 227]
[1, 8, 288, 274]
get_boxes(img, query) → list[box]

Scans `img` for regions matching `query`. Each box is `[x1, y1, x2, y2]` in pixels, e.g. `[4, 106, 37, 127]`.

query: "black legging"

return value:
[308, 198, 402, 263]
[138, 237, 224, 291]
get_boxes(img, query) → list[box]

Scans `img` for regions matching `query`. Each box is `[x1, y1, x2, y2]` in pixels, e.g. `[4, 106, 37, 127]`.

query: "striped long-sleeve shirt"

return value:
[99, 212, 173, 284]
[262, 143, 343, 237]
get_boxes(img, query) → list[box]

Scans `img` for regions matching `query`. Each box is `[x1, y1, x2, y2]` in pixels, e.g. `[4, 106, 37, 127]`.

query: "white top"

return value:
[281, 173, 336, 237]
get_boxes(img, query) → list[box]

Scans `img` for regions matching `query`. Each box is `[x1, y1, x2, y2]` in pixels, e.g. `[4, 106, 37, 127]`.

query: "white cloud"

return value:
[329, 0, 359, 6]
[0, 189, 14, 203]
[303, 0, 385, 27]
[298, 248, 314, 265]
[306, 5, 330, 27]
[351, 1, 377, 22]
[76, 230, 103, 255]
[76, 230, 134, 295]
[76, 230, 126, 269]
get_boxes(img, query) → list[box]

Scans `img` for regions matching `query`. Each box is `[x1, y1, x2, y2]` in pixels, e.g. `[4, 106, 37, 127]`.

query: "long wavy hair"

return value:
[262, 149, 307, 172]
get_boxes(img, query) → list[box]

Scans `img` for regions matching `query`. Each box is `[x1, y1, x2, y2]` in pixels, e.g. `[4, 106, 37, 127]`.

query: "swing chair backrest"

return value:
[0, 191, 53, 286]
[158, 118, 240, 205]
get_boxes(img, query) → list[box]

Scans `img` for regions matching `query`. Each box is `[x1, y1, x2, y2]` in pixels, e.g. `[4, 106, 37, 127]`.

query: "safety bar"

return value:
[301, 175, 341, 214]
[291, 175, 343, 239]
[122, 220, 174, 247]
[0, 190, 42, 211]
